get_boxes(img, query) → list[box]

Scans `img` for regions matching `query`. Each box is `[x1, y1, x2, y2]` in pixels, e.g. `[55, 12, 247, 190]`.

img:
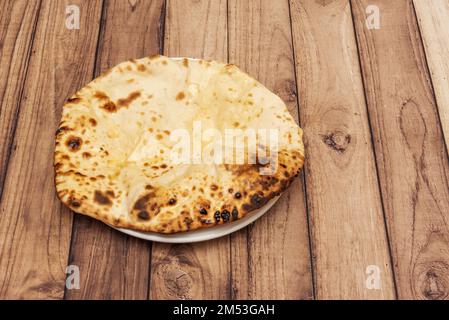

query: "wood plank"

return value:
[0, 0, 103, 299]
[289, 0, 396, 299]
[227, 0, 313, 299]
[0, 0, 41, 197]
[352, 0, 449, 300]
[65, 0, 165, 300]
[413, 0, 449, 152]
[149, 0, 230, 300]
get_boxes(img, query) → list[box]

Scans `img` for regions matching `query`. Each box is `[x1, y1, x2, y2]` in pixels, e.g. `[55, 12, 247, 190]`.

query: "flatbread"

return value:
[54, 55, 304, 233]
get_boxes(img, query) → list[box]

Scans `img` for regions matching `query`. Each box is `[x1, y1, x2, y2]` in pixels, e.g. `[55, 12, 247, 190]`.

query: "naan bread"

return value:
[54, 55, 304, 233]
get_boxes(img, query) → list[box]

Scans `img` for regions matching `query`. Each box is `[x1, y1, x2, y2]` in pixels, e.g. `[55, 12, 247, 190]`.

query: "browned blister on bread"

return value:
[54, 55, 304, 233]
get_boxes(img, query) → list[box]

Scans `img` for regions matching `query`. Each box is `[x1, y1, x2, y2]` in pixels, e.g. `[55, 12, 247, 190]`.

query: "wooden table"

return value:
[0, 0, 448, 300]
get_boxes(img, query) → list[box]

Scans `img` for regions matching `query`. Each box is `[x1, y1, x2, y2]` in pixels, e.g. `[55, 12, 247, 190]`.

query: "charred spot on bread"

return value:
[82, 152, 91, 159]
[101, 101, 117, 112]
[94, 190, 112, 206]
[176, 91, 185, 100]
[106, 190, 115, 198]
[137, 210, 150, 220]
[67, 97, 81, 103]
[68, 197, 81, 208]
[232, 208, 239, 220]
[66, 136, 82, 152]
[117, 91, 141, 108]
[94, 91, 109, 100]
[133, 193, 153, 210]
[221, 210, 230, 222]
[56, 126, 72, 136]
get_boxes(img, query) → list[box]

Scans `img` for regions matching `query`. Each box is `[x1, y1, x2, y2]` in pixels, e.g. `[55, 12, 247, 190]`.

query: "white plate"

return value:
[114, 196, 279, 243]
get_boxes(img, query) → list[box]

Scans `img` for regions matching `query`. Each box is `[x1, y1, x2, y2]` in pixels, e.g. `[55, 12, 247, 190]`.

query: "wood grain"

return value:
[149, 0, 231, 300]
[290, 0, 396, 299]
[227, 0, 313, 300]
[0, 0, 41, 197]
[0, 0, 103, 299]
[65, 0, 165, 300]
[0, 0, 447, 301]
[413, 0, 449, 153]
[352, 0, 449, 300]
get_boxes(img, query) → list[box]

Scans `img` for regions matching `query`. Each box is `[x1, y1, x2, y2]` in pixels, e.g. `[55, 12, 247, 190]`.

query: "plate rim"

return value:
[114, 196, 280, 243]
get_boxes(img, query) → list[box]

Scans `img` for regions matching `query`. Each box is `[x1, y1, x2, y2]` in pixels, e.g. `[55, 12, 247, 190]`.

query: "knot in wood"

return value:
[321, 131, 351, 153]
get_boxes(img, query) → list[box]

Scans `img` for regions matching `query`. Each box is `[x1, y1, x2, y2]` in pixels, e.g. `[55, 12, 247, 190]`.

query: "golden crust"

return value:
[54, 55, 305, 234]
